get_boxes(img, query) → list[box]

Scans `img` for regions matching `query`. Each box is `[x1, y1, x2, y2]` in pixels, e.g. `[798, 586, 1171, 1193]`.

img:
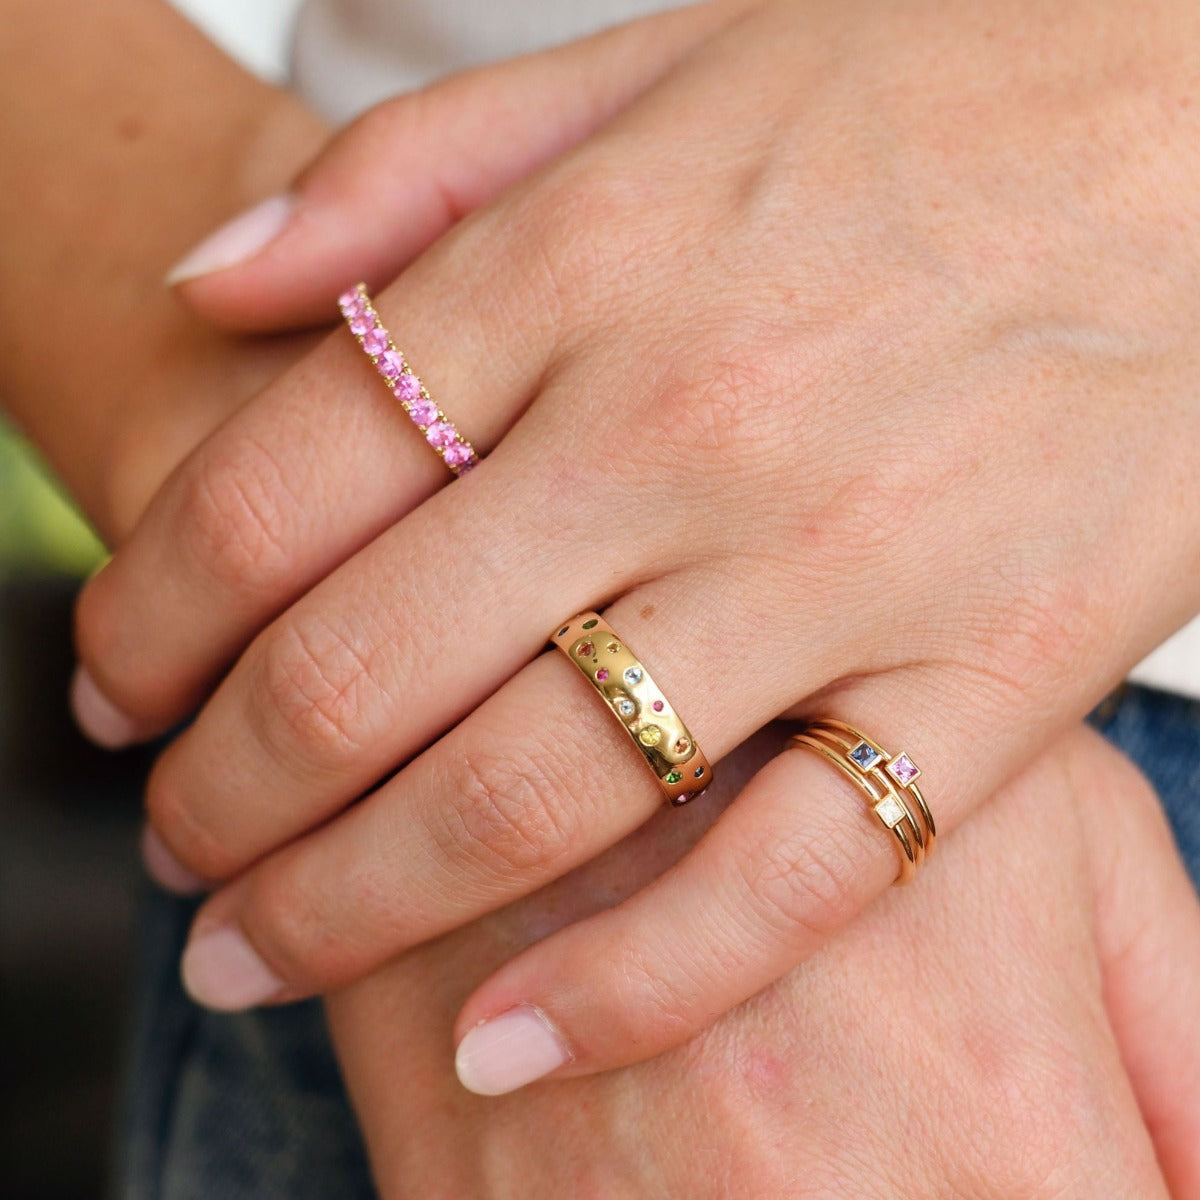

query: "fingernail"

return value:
[455, 1006, 572, 1096]
[165, 193, 295, 285]
[141, 825, 208, 895]
[70, 665, 140, 749]
[181, 926, 284, 1011]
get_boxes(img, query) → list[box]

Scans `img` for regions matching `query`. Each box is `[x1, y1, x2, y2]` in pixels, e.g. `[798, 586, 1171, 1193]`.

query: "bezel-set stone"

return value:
[875, 794, 908, 829]
[848, 740, 883, 772]
[595, 668, 609, 682]
[886, 753, 921, 787]
[577, 641, 595, 658]
[638, 725, 662, 747]
[615, 698, 637, 718]
[665, 771, 683, 784]
[624, 666, 644, 686]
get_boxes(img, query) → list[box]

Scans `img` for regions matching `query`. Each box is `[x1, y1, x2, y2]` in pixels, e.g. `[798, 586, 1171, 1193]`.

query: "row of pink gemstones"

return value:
[338, 286, 476, 473]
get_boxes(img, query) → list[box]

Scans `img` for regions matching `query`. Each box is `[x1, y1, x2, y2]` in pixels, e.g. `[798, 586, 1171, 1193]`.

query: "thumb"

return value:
[167, 2, 740, 331]
[1082, 728, 1200, 1198]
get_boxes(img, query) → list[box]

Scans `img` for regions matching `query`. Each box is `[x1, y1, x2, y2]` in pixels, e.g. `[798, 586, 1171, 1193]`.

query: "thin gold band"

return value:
[788, 719, 936, 885]
[551, 612, 711, 807]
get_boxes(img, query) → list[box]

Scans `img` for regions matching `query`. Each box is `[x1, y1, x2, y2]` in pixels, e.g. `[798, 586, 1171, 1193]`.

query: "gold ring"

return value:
[551, 612, 711, 807]
[787, 719, 936, 885]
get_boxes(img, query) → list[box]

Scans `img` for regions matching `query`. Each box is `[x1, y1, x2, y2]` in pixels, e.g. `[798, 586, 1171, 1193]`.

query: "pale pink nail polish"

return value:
[181, 926, 284, 1011]
[141, 826, 208, 895]
[165, 193, 295, 285]
[455, 1006, 571, 1096]
[70, 665, 140, 749]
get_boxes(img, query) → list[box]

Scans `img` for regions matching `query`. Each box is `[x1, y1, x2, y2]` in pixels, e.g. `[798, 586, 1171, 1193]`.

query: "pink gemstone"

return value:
[349, 314, 371, 336]
[362, 326, 388, 355]
[443, 442, 473, 469]
[397, 377, 427, 405]
[887, 753, 921, 787]
[377, 349, 404, 379]
[596, 668, 609, 682]
[652, 700, 664, 713]
[426, 421, 457, 448]
[338, 288, 361, 311]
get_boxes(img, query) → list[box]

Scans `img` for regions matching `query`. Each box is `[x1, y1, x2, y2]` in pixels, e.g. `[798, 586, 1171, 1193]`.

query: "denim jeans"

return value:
[113, 685, 1200, 1200]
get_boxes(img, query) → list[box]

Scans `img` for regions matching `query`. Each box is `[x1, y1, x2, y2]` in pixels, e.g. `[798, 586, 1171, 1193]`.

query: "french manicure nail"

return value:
[181, 926, 284, 1011]
[70, 665, 140, 749]
[141, 825, 208, 895]
[455, 1006, 571, 1096]
[165, 193, 295, 285]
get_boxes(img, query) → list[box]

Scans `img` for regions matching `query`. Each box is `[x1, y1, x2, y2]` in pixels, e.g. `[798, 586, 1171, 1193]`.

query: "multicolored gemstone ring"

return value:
[551, 613, 711, 807]
[786, 719, 936, 885]
[338, 284, 478, 476]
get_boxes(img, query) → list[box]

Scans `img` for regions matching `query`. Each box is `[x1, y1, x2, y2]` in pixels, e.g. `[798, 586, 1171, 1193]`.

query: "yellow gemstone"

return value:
[639, 725, 662, 747]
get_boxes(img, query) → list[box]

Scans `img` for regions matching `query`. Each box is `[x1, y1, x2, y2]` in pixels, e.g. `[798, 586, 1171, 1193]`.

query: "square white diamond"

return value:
[875, 794, 907, 829]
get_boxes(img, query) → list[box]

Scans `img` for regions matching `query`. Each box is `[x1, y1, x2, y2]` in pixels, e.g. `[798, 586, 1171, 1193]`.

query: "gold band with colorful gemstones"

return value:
[551, 613, 711, 807]
[787, 719, 936, 885]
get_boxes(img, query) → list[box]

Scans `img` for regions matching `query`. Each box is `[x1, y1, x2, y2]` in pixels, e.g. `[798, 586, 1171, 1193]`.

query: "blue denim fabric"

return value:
[113, 685, 1199, 1199]
[1090, 685, 1200, 890]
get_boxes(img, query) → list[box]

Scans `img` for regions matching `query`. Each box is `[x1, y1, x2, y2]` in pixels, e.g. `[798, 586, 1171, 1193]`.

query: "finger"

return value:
[74, 179, 573, 743]
[1082, 730, 1200, 1198]
[169, 575, 853, 1009]
[445, 668, 1054, 1092]
[169, 2, 741, 332]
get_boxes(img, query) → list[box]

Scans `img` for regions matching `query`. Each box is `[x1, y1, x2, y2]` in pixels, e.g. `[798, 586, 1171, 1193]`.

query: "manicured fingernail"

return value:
[141, 826, 208, 895]
[455, 1006, 571, 1096]
[70, 665, 140, 749]
[181, 926, 284, 1011]
[165, 193, 295, 285]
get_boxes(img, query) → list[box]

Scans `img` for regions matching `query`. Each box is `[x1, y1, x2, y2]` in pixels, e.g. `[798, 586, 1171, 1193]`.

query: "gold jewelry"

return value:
[787, 719, 936, 885]
[551, 612, 711, 807]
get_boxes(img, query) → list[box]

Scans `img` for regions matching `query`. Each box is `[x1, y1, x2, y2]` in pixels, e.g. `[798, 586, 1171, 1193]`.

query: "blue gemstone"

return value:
[849, 741, 881, 771]
[694, 766, 705, 778]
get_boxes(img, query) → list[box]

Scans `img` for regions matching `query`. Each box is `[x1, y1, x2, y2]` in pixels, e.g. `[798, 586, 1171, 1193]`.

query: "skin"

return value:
[2, 0, 1197, 1194]
[329, 726, 1200, 1197]
[68, 0, 1200, 1084]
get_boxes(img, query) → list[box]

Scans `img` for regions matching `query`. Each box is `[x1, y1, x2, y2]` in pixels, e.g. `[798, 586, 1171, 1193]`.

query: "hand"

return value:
[0, 0, 327, 542]
[74, 0, 1200, 1087]
[327, 727, 1200, 1198]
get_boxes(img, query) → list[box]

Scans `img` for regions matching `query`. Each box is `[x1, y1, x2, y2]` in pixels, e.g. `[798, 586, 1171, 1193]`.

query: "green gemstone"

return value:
[665, 771, 683, 784]
[582, 618, 599, 630]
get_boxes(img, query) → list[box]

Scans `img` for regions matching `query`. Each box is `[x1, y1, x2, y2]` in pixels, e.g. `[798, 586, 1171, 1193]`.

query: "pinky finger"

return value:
[451, 737, 911, 1095]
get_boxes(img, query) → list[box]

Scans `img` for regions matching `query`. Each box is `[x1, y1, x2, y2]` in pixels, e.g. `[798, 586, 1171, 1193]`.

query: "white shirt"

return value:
[172, 0, 1200, 700]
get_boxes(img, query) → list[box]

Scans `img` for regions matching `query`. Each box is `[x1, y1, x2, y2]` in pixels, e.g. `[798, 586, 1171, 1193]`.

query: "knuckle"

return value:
[968, 569, 1101, 707]
[181, 439, 294, 593]
[638, 350, 785, 475]
[736, 820, 859, 946]
[435, 743, 580, 879]
[258, 616, 385, 768]
[242, 868, 347, 987]
[145, 769, 238, 881]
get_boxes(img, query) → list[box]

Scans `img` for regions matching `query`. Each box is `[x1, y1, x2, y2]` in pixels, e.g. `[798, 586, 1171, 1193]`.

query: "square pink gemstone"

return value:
[349, 314, 372, 336]
[395, 375, 423, 404]
[426, 421, 458, 448]
[377, 349, 404, 379]
[886, 753, 921, 787]
[338, 288, 362, 311]
[362, 327, 389, 355]
[443, 442, 473, 469]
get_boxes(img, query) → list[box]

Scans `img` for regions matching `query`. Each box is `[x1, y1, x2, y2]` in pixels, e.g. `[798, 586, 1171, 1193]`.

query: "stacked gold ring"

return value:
[551, 613, 711, 807]
[788, 720, 936, 885]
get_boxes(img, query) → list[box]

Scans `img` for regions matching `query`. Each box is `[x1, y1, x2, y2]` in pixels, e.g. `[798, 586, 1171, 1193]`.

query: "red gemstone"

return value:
[577, 641, 595, 658]
[652, 700, 664, 713]
[596, 668, 609, 681]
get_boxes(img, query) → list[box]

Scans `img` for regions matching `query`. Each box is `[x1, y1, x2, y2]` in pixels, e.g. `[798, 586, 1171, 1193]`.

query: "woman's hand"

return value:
[329, 727, 1200, 1197]
[73, 0, 1200, 1083]
[0, 0, 328, 543]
